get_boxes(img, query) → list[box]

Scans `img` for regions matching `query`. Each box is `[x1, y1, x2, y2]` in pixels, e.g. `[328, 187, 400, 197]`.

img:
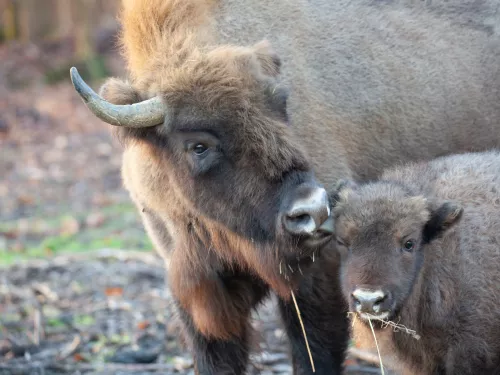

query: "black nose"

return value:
[351, 288, 390, 315]
[282, 185, 331, 236]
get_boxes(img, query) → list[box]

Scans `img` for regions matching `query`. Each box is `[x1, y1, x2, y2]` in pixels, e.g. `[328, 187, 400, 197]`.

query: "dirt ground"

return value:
[0, 41, 385, 374]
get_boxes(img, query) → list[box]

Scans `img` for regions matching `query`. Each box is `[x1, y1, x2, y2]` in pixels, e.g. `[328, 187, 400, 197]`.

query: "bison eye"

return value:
[403, 239, 415, 252]
[193, 143, 208, 155]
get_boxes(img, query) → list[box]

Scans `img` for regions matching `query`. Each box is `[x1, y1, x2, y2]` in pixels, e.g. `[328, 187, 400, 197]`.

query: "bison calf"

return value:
[332, 151, 500, 375]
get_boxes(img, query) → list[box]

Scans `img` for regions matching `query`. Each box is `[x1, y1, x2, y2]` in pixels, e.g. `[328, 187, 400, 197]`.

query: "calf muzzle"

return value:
[351, 287, 393, 318]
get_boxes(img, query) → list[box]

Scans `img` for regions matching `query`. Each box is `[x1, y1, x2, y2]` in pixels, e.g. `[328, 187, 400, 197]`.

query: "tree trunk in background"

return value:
[1, 0, 18, 41]
[74, 0, 108, 81]
[18, 0, 33, 43]
[1, 0, 118, 46]
[76, 0, 100, 60]
[1, 0, 117, 83]
[56, 0, 72, 40]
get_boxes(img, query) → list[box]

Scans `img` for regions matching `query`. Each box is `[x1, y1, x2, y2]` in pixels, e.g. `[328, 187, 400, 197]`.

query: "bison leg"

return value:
[176, 308, 250, 375]
[278, 260, 349, 374]
[174, 270, 270, 375]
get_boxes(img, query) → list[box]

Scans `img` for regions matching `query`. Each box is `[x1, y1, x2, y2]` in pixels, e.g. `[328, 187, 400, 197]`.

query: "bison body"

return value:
[69, 0, 500, 373]
[333, 150, 500, 375]
[215, 0, 500, 186]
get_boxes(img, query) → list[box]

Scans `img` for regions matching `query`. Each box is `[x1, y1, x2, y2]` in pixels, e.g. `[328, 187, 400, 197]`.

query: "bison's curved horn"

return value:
[70, 67, 166, 128]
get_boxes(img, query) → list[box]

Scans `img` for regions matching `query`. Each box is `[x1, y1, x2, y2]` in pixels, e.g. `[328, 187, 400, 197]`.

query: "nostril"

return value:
[372, 296, 385, 313]
[283, 212, 315, 235]
[287, 213, 312, 225]
[352, 294, 361, 308]
[352, 289, 388, 314]
[282, 186, 331, 235]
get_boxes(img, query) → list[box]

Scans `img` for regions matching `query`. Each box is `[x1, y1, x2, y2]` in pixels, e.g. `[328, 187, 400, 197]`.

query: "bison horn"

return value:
[70, 67, 166, 128]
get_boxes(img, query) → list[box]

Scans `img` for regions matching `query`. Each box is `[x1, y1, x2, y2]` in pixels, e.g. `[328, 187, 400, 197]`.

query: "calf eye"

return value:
[193, 143, 208, 155]
[403, 239, 415, 252]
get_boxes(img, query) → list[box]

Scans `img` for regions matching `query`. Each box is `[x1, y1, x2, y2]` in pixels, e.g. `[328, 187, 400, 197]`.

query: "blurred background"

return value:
[0, 0, 154, 262]
[0, 2, 386, 374]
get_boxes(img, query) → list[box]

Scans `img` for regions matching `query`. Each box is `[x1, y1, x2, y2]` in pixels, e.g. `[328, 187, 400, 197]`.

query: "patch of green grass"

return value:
[74, 314, 96, 327]
[47, 317, 66, 328]
[109, 333, 131, 345]
[0, 202, 154, 266]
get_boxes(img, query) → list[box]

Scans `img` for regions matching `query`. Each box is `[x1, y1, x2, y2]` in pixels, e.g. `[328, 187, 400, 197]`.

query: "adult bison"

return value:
[70, 0, 500, 373]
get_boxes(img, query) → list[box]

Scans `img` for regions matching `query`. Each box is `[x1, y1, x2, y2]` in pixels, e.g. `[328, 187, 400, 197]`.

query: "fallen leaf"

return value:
[344, 358, 357, 366]
[105, 287, 123, 297]
[137, 321, 150, 330]
[17, 194, 34, 206]
[73, 353, 85, 362]
[1, 230, 18, 239]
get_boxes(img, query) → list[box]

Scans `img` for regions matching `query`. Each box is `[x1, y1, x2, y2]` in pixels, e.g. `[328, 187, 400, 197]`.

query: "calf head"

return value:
[332, 181, 463, 324]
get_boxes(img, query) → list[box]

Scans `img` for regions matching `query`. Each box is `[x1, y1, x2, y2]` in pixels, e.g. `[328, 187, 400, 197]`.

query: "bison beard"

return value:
[139, 200, 349, 374]
[172, 256, 349, 375]
[169, 263, 349, 375]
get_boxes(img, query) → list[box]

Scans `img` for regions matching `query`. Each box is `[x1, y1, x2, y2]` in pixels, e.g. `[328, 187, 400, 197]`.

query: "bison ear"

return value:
[423, 201, 463, 244]
[252, 40, 282, 77]
[99, 77, 141, 105]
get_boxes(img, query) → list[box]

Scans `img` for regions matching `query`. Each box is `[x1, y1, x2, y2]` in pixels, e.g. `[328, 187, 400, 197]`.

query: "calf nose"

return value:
[352, 289, 389, 315]
[282, 186, 331, 236]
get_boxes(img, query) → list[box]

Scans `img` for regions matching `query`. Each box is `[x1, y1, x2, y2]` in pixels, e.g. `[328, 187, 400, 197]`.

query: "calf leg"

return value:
[278, 257, 349, 375]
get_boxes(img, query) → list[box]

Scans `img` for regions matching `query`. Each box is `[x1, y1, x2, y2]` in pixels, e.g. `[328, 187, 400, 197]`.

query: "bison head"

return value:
[332, 181, 463, 325]
[70, 41, 334, 301]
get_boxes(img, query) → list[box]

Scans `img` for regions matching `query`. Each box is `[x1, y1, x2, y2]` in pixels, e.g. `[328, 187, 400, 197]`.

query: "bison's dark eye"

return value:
[193, 143, 208, 155]
[403, 239, 415, 252]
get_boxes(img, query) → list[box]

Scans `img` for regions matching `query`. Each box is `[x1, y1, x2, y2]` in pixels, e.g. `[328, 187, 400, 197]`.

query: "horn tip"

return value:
[69, 67, 91, 103]
[69, 67, 79, 84]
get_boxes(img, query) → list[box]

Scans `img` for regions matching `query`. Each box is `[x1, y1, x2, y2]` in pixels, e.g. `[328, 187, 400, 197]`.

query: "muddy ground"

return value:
[0, 41, 385, 374]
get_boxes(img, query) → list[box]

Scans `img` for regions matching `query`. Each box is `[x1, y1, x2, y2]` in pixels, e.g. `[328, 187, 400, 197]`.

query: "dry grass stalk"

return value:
[347, 312, 421, 340]
[368, 318, 385, 375]
[290, 290, 316, 373]
[376, 318, 421, 340]
[57, 334, 82, 360]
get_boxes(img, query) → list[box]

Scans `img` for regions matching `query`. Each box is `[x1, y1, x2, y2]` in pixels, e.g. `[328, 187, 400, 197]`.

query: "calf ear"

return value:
[330, 179, 358, 207]
[252, 40, 282, 77]
[423, 202, 463, 244]
[99, 77, 141, 105]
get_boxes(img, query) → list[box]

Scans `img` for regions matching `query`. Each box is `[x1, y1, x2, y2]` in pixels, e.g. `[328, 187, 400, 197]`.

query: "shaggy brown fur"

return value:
[333, 151, 500, 375]
[88, 0, 500, 373]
